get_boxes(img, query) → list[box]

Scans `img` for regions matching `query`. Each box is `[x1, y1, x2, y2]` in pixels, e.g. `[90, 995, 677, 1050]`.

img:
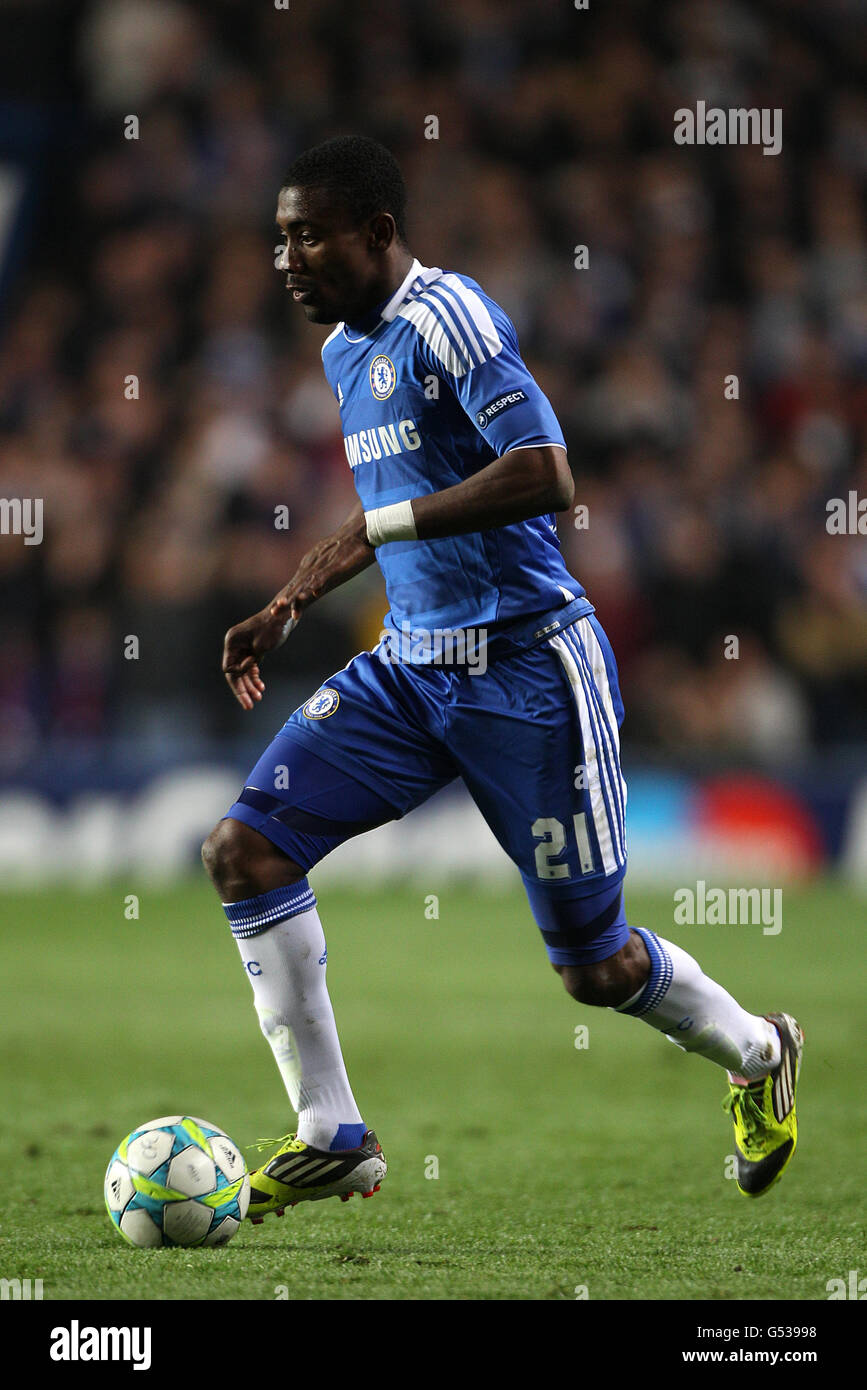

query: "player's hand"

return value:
[222, 606, 297, 710]
[222, 512, 374, 710]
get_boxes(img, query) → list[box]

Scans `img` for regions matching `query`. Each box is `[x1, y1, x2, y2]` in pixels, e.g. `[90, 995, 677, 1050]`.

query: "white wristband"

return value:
[365, 500, 418, 547]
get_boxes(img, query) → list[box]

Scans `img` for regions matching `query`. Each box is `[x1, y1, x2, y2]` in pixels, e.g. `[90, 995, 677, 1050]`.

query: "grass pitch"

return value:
[0, 877, 862, 1301]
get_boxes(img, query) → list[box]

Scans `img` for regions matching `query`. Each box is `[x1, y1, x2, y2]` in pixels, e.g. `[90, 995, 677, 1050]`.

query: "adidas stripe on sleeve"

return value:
[400, 275, 567, 458]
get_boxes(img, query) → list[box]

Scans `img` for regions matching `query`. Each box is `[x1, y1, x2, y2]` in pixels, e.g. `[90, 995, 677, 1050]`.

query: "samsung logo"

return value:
[344, 419, 421, 469]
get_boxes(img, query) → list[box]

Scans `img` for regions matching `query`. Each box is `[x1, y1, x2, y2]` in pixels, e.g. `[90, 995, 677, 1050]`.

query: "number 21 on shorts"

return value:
[532, 814, 595, 880]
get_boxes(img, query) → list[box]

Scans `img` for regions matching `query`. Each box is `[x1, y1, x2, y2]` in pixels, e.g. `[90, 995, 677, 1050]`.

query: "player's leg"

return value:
[542, 614, 802, 1197]
[202, 746, 399, 1215]
[548, 896, 782, 1063]
[202, 807, 368, 1157]
[545, 892, 781, 1077]
[204, 655, 457, 1218]
[201, 816, 306, 902]
[451, 614, 802, 1195]
[548, 911, 802, 1197]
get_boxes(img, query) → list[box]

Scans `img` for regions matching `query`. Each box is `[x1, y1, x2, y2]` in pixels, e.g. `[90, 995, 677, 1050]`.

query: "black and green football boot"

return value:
[246, 1129, 386, 1223]
[723, 1012, 804, 1197]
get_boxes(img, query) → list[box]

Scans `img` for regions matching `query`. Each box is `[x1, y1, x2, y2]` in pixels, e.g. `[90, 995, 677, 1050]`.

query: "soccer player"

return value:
[202, 136, 802, 1219]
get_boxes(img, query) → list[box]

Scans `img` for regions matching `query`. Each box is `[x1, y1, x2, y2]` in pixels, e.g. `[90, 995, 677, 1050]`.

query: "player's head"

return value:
[276, 135, 409, 324]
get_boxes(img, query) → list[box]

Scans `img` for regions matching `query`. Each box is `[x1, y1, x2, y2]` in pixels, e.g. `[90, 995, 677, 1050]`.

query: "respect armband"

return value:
[364, 500, 418, 547]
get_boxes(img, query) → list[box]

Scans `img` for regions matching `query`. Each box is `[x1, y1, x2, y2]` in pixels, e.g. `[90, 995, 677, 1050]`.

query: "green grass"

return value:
[0, 878, 863, 1300]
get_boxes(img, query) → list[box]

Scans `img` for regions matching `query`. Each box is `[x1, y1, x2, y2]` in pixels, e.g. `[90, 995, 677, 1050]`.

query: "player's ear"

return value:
[368, 212, 396, 251]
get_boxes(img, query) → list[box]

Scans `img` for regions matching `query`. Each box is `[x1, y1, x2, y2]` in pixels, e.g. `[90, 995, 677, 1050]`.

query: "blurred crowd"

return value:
[0, 0, 865, 771]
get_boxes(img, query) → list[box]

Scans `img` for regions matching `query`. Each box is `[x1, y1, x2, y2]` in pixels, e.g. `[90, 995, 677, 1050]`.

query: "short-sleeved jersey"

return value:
[320, 257, 584, 638]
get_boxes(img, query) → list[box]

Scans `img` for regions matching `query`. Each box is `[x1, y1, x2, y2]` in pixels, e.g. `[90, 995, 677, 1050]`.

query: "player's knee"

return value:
[201, 819, 244, 894]
[553, 950, 643, 1007]
[554, 963, 614, 1006]
[201, 818, 304, 900]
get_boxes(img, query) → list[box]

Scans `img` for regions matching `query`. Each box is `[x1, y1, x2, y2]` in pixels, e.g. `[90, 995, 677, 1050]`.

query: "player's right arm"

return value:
[222, 500, 375, 710]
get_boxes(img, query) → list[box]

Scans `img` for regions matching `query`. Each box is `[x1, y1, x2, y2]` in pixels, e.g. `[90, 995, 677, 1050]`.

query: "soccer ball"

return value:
[104, 1115, 250, 1248]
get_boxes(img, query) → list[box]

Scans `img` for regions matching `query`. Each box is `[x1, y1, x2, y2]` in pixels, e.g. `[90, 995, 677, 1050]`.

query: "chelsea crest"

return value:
[369, 354, 396, 400]
[303, 688, 340, 719]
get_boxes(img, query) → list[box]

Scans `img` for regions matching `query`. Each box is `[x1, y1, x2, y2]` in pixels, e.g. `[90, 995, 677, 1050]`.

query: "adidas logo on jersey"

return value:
[343, 418, 421, 469]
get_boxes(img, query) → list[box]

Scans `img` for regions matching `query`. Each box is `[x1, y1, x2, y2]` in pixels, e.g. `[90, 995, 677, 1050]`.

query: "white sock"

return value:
[615, 928, 781, 1078]
[224, 882, 364, 1151]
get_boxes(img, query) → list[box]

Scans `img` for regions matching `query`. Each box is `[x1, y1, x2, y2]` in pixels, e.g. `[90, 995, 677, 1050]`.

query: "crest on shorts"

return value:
[303, 688, 340, 719]
[369, 354, 396, 400]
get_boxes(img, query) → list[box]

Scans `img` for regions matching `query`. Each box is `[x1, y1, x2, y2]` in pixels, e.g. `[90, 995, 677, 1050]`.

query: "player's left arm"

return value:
[362, 287, 574, 548]
[363, 443, 573, 548]
[408, 443, 573, 540]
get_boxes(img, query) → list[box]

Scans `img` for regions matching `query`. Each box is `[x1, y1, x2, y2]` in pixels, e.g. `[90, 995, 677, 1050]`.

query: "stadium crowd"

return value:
[0, 0, 865, 772]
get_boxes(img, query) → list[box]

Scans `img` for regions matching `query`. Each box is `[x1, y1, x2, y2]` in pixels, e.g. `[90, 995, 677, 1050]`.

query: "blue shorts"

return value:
[225, 602, 630, 966]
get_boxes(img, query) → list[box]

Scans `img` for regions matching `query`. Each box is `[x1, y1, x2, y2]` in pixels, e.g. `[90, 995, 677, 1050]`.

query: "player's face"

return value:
[276, 186, 387, 325]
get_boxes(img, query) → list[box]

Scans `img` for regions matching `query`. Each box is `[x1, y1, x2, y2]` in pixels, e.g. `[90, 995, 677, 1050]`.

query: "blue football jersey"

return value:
[320, 257, 584, 638]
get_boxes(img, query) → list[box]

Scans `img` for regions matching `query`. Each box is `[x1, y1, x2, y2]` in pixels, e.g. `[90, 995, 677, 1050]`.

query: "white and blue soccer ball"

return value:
[104, 1115, 250, 1248]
